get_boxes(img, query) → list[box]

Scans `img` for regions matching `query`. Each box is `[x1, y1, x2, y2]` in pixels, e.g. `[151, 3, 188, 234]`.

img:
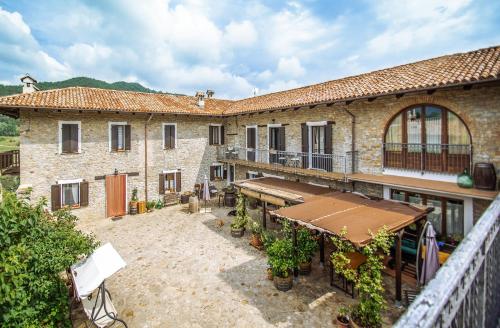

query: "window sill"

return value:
[60, 152, 81, 155]
[110, 150, 129, 153]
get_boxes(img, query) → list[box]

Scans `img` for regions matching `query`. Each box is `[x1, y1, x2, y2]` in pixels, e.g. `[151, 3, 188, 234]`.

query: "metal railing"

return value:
[383, 143, 471, 174]
[217, 146, 357, 176]
[395, 194, 500, 328]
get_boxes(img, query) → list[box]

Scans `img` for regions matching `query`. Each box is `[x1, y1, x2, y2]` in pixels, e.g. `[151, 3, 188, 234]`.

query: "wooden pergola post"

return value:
[395, 230, 403, 304]
[319, 233, 325, 267]
[262, 201, 267, 230]
[292, 223, 298, 278]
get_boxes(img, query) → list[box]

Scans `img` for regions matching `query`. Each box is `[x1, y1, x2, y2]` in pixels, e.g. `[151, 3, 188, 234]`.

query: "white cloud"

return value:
[224, 20, 258, 48]
[62, 43, 112, 68]
[277, 56, 305, 78]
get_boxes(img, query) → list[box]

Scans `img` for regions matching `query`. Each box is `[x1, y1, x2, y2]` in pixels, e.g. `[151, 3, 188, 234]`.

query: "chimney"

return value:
[206, 90, 214, 98]
[195, 91, 205, 108]
[20, 74, 39, 94]
[252, 87, 259, 97]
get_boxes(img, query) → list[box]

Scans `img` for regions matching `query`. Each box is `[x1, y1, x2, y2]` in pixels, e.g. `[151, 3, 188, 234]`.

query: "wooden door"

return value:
[106, 174, 127, 218]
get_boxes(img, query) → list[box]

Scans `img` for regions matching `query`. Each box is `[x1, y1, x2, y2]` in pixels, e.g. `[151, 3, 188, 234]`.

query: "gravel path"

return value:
[73, 204, 404, 327]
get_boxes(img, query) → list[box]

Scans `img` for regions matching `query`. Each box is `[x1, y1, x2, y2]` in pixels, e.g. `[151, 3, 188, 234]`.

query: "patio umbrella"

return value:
[202, 175, 211, 213]
[420, 223, 440, 285]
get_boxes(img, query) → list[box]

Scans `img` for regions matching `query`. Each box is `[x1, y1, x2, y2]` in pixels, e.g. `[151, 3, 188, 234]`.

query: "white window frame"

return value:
[58, 121, 82, 154]
[162, 169, 180, 192]
[245, 125, 258, 161]
[226, 164, 236, 185]
[306, 121, 327, 168]
[209, 123, 222, 145]
[211, 163, 224, 180]
[247, 170, 258, 179]
[108, 121, 128, 152]
[162, 123, 177, 149]
[57, 178, 83, 207]
[267, 123, 282, 163]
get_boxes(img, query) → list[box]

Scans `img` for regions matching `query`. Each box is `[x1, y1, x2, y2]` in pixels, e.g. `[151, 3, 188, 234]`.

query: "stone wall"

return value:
[473, 198, 492, 224]
[19, 110, 222, 217]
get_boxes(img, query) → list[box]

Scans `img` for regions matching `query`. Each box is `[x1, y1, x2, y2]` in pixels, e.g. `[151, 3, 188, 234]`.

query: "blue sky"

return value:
[0, 0, 499, 99]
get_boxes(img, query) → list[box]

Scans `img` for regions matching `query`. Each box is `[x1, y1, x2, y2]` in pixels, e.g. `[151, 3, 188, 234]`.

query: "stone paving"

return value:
[72, 203, 406, 327]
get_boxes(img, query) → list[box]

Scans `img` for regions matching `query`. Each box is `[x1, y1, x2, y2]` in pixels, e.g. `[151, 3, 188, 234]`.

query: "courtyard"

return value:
[72, 203, 407, 328]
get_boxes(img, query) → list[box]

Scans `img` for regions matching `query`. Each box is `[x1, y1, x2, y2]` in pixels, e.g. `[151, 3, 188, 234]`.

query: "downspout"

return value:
[344, 108, 356, 178]
[144, 113, 154, 202]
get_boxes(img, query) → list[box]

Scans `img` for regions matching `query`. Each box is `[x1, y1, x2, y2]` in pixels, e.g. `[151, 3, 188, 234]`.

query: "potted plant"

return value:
[297, 228, 318, 275]
[336, 306, 351, 328]
[129, 188, 138, 215]
[249, 219, 263, 248]
[267, 238, 295, 292]
[231, 193, 249, 238]
[146, 200, 156, 212]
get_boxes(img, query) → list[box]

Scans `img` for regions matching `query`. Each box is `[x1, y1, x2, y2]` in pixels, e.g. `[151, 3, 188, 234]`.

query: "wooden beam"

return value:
[346, 100, 353, 106]
[309, 105, 317, 109]
[396, 93, 405, 99]
[395, 231, 403, 303]
[292, 223, 298, 278]
[319, 233, 325, 267]
[262, 201, 267, 230]
[367, 97, 376, 102]
[463, 84, 473, 90]
[427, 89, 436, 95]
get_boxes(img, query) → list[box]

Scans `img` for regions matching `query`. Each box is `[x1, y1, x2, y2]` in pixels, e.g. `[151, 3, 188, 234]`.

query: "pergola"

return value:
[235, 177, 432, 302]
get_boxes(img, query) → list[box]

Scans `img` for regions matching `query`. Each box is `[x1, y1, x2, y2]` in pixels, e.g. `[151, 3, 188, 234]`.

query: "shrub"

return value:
[231, 193, 249, 229]
[296, 228, 318, 264]
[0, 192, 98, 327]
[266, 238, 295, 278]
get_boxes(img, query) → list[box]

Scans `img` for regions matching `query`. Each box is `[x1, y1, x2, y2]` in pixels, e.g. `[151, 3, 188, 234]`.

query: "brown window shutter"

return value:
[176, 171, 181, 192]
[223, 166, 227, 179]
[159, 173, 165, 194]
[301, 123, 308, 152]
[80, 181, 89, 207]
[278, 126, 286, 151]
[70, 124, 79, 153]
[209, 126, 214, 145]
[51, 184, 61, 211]
[210, 166, 215, 181]
[125, 125, 131, 150]
[220, 126, 225, 145]
[164, 125, 170, 149]
[171, 126, 176, 148]
[325, 123, 333, 154]
[62, 124, 71, 153]
[246, 172, 250, 179]
[111, 125, 118, 151]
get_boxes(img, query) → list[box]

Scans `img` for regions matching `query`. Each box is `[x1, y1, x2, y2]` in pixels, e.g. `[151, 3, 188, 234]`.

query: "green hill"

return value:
[0, 76, 169, 97]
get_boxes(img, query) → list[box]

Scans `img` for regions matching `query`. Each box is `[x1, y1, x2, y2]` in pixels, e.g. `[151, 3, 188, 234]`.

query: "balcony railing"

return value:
[383, 143, 471, 174]
[0, 150, 20, 175]
[217, 146, 356, 176]
[395, 194, 500, 328]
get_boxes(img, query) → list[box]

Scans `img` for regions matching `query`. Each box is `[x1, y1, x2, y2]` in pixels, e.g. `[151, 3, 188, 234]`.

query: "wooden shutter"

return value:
[51, 184, 61, 211]
[247, 128, 256, 148]
[210, 166, 215, 181]
[164, 125, 175, 149]
[209, 126, 214, 145]
[301, 123, 309, 152]
[70, 124, 79, 153]
[278, 126, 286, 151]
[80, 181, 89, 207]
[62, 124, 71, 153]
[175, 171, 182, 192]
[325, 123, 333, 154]
[111, 125, 118, 151]
[246, 172, 250, 179]
[223, 166, 227, 179]
[220, 126, 225, 145]
[170, 125, 176, 148]
[125, 125, 131, 150]
[159, 173, 165, 194]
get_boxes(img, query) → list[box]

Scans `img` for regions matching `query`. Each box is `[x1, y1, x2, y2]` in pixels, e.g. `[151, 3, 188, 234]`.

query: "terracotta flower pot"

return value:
[250, 233, 263, 247]
[298, 261, 312, 275]
[231, 227, 245, 238]
[336, 315, 350, 328]
[274, 274, 293, 292]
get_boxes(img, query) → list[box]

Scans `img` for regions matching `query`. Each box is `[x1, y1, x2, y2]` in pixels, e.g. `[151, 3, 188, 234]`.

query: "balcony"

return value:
[0, 150, 20, 175]
[383, 143, 471, 174]
[217, 146, 355, 181]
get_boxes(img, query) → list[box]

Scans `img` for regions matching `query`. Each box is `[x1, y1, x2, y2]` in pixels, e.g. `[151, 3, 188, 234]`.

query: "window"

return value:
[390, 189, 464, 243]
[109, 122, 131, 151]
[268, 125, 285, 164]
[159, 170, 181, 194]
[209, 125, 224, 145]
[246, 171, 258, 179]
[302, 121, 333, 171]
[51, 179, 89, 211]
[311, 126, 325, 154]
[59, 121, 81, 154]
[210, 164, 225, 181]
[384, 105, 471, 173]
[163, 123, 176, 149]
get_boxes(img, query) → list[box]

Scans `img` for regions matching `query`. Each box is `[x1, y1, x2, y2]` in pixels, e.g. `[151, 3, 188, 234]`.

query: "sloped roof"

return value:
[0, 46, 498, 116]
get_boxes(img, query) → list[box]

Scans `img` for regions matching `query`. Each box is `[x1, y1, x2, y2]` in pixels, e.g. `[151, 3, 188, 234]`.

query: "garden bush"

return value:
[0, 192, 98, 327]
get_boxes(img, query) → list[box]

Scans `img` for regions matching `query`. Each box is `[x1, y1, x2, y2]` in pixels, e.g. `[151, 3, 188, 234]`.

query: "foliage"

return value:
[0, 175, 20, 192]
[0, 192, 98, 327]
[330, 227, 394, 328]
[261, 229, 277, 249]
[154, 199, 164, 209]
[296, 228, 318, 264]
[231, 193, 249, 229]
[0, 116, 19, 137]
[146, 200, 156, 210]
[266, 238, 295, 278]
[249, 218, 262, 235]
[131, 188, 138, 202]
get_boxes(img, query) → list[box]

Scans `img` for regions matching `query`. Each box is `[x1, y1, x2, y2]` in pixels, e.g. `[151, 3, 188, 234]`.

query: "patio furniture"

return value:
[330, 251, 366, 298]
[70, 243, 128, 328]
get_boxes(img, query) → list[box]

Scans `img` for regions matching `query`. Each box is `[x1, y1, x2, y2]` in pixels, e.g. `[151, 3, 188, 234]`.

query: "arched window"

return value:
[384, 105, 471, 174]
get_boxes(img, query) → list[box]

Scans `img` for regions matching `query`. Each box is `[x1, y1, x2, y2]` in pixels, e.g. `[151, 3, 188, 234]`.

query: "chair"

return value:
[81, 282, 128, 328]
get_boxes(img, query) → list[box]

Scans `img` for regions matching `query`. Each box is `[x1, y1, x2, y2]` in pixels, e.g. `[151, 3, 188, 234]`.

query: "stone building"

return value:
[0, 46, 498, 243]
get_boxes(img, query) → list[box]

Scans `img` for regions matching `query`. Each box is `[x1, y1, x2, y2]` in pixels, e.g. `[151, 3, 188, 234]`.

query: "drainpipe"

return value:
[344, 108, 356, 177]
[144, 113, 154, 202]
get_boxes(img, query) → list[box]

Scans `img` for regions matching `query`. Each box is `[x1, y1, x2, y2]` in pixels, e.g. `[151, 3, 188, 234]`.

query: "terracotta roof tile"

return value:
[0, 46, 498, 116]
